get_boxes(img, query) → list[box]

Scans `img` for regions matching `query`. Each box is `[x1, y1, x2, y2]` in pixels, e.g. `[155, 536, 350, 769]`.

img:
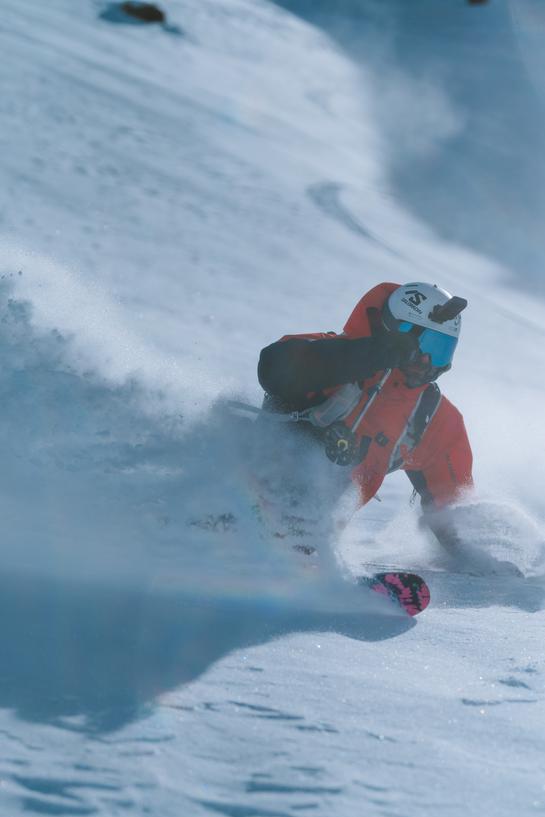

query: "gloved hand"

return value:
[374, 327, 420, 371]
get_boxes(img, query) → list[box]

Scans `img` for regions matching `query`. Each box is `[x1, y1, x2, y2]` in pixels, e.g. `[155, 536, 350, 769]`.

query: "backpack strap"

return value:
[387, 383, 442, 473]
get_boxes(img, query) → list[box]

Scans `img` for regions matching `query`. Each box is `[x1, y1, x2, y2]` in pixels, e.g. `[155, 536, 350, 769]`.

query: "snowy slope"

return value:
[1, 0, 545, 815]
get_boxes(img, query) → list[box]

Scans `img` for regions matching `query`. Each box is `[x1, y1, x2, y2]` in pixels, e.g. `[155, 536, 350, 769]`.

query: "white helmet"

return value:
[382, 282, 467, 385]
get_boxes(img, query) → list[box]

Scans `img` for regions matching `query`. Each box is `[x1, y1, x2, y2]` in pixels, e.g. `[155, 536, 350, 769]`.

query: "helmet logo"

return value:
[405, 289, 428, 306]
[402, 289, 428, 314]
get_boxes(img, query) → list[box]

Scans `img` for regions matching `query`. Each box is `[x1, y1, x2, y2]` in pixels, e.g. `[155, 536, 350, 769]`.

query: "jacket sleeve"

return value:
[258, 335, 392, 404]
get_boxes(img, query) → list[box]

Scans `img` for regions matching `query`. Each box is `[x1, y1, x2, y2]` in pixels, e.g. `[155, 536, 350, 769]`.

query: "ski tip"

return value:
[364, 571, 431, 617]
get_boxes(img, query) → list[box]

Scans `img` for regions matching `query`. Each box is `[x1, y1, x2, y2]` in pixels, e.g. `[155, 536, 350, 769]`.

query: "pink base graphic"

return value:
[367, 572, 431, 617]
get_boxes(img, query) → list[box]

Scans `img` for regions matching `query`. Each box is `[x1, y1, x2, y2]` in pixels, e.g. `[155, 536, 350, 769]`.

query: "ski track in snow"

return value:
[1, 0, 545, 815]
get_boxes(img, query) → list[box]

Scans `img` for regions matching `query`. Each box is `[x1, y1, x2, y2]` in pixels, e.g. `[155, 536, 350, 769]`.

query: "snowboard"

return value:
[358, 571, 431, 617]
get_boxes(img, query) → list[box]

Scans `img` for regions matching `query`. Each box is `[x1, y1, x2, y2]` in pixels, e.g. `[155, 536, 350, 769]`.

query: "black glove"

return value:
[378, 329, 420, 370]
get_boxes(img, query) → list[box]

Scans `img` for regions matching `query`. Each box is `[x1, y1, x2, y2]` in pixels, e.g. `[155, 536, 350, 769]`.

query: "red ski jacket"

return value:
[259, 282, 473, 509]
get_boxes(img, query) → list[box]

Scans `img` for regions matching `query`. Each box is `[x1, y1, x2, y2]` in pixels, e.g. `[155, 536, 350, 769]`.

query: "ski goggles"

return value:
[398, 322, 458, 367]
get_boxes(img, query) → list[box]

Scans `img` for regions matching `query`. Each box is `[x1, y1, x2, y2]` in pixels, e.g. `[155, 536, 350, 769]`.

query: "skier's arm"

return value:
[405, 435, 473, 510]
[404, 407, 474, 552]
[258, 335, 396, 403]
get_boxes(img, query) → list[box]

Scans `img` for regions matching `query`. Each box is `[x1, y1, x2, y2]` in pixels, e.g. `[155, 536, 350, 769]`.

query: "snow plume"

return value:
[417, 500, 544, 578]
[0, 269, 281, 586]
[0, 243, 220, 418]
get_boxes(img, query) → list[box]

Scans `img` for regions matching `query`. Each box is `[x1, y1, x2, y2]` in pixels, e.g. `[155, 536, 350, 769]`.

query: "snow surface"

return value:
[1, 0, 545, 814]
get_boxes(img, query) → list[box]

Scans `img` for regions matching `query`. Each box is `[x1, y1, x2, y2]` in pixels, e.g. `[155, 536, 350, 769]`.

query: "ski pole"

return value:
[349, 369, 392, 434]
[226, 400, 312, 424]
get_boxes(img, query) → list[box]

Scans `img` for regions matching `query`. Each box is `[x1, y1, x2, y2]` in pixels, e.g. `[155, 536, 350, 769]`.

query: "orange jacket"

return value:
[278, 282, 473, 509]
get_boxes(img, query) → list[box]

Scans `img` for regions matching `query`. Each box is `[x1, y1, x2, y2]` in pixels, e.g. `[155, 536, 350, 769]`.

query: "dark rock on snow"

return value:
[121, 2, 166, 23]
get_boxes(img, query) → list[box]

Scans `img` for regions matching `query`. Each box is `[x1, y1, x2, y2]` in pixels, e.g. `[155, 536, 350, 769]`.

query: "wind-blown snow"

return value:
[0, 0, 545, 815]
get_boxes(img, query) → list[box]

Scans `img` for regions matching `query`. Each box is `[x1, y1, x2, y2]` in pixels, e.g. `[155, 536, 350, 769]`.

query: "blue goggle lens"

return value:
[418, 329, 457, 366]
[397, 322, 458, 367]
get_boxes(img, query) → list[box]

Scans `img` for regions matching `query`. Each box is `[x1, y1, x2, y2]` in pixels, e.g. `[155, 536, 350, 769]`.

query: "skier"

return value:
[257, 282, 473, 554]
